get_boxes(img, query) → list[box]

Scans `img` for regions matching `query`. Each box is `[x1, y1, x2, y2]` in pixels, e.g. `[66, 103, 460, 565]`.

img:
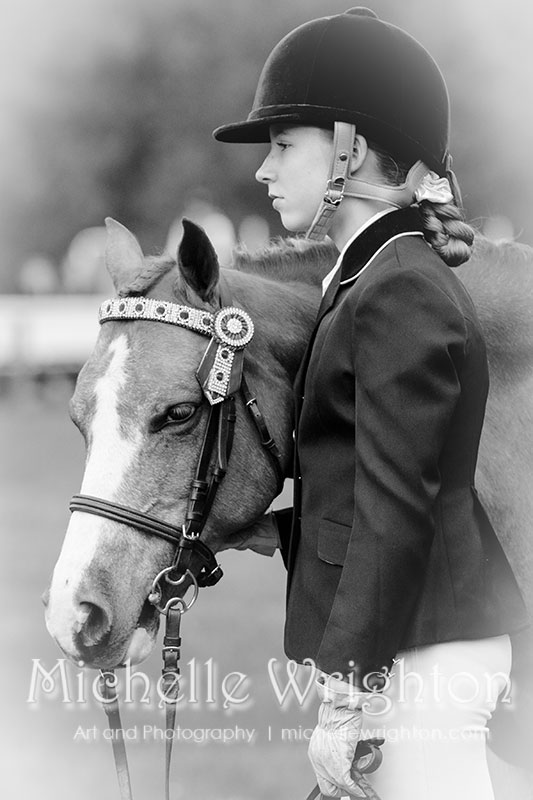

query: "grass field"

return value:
[0, 382, 317, 800]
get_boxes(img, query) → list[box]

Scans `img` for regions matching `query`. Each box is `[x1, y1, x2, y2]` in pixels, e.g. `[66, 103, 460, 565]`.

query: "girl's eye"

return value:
[159, 403, 198, 429]
[276, 141, 290, 151]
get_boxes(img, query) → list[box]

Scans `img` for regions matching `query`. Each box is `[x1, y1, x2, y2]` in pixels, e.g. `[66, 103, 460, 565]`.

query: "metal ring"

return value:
[148, 568, 199, 615]
[160, 596, 187, 615]
[165, 570, 192, 587]
[149, 564, 187, 591]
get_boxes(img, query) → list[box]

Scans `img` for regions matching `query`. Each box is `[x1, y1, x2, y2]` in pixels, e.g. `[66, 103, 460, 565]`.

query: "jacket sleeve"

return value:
[316, 267, 466, 681]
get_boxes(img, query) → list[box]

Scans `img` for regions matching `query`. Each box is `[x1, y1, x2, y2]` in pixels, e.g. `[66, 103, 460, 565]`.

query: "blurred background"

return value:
[1, 0, 532, 798]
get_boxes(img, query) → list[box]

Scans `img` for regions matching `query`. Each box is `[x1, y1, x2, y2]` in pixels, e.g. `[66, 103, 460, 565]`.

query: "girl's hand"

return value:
[308, 677, 381, 798]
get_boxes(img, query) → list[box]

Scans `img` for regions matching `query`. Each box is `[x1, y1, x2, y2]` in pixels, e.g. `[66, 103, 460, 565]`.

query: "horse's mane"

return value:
[231, 237, 338, 285]
[120, 237, 338, 296]
[471, 234, 533, 273]
[122, 231, 533, 301]
[459, 234, 533, 300]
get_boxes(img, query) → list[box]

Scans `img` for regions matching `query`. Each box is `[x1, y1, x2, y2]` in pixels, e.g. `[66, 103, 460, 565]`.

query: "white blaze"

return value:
[81, 335, 140, 496]
[46, 335, 142, 653]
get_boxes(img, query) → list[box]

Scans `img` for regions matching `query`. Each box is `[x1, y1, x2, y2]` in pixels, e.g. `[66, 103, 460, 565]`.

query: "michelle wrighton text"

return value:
[28, 656, 512, 712]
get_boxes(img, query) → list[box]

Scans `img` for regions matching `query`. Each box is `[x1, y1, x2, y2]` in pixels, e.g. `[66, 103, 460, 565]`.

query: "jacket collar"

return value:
[316, 206, 424, 323]
[340, 205, 424, 284]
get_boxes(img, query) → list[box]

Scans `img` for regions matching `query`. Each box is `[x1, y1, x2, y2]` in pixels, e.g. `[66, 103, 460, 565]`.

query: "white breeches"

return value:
[361, 635, 512, 800]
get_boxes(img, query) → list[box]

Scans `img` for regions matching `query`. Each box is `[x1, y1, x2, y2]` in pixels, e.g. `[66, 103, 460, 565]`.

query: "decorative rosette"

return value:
[213, 307, 254, 349]
[198, 308, 255, 404]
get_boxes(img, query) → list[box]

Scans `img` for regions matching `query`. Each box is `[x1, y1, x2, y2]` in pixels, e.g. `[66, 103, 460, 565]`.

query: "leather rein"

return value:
[68, 290, 284, 800]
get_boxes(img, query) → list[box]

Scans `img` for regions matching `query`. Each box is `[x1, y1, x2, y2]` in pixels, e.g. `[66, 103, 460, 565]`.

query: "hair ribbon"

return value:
[414, 171, 454, 205]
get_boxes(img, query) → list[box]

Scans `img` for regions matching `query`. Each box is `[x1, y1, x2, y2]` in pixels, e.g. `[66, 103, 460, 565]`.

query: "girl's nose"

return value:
[255, 152, 274, 184]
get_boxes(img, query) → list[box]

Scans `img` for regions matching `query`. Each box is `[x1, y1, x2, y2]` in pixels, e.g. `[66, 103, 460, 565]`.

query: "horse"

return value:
[44, 218, 533, 793]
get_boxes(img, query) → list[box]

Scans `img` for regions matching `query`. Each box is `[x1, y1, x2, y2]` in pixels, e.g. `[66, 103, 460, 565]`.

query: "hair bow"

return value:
[414, 171, 454, 205]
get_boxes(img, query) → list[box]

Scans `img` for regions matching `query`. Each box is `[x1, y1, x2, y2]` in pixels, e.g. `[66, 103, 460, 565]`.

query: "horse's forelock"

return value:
[119, 254, 176, 297]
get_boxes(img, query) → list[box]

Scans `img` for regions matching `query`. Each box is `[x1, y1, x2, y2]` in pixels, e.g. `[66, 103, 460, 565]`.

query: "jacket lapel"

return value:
[294, 207, 424, 400]
[287, 208, 426, 576]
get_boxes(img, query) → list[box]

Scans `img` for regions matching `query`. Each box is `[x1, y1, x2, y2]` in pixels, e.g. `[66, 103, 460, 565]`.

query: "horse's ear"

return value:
[104, 217, 145, 295]
[178, 219, 219, 301]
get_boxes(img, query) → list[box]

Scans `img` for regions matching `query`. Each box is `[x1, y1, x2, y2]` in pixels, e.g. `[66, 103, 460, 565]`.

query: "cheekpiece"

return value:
[98, 297, 255, 406]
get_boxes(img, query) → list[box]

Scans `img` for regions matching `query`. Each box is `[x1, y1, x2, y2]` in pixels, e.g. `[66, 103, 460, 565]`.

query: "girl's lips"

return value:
[272, 197, 283, 210]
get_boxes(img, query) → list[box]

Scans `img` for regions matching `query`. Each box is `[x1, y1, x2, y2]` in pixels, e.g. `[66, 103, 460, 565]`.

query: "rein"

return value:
[69, 290, 284, 800]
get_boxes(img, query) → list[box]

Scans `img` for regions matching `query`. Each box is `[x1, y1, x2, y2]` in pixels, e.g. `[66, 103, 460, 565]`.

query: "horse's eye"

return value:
[164, 403, 197, 425]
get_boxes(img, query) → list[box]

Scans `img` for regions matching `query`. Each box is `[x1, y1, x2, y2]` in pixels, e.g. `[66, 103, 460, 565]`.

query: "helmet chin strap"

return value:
[306, 121, 430, 241]
[305, 122, 356, 241]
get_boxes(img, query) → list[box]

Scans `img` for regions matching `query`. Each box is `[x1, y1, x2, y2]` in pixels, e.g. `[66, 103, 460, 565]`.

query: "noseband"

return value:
[68, 290, 285, 800]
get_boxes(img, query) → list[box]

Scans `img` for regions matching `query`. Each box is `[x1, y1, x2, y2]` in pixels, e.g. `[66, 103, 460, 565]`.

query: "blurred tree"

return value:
[0, 0, 531, 292]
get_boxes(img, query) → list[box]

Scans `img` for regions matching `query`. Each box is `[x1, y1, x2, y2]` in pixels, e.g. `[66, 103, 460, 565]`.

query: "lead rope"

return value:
[161, 602, 183, 800]
[98, 601, 184, 800]
[99, 670, 134, 800]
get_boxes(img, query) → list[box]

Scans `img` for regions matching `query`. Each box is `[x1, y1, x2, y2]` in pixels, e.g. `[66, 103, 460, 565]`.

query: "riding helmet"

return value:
[213, 8, 450, 175]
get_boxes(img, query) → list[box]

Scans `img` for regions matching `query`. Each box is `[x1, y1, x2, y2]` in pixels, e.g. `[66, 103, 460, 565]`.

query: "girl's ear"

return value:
[349, 134, 369, 175]
[178, 218, 219, 301]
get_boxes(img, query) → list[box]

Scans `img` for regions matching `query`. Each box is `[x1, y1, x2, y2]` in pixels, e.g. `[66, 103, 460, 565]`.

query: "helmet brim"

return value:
[213, 114, 313, 143]
[213, 106, 346, 143]
[213, 106, 445, 176]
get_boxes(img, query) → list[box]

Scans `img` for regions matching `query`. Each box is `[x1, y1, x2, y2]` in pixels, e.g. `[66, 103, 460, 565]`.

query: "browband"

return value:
[99, 297, 254, 406]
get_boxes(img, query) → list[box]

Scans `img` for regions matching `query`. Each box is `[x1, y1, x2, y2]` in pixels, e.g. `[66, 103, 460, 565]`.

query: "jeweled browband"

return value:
[98, 297, 255, 405]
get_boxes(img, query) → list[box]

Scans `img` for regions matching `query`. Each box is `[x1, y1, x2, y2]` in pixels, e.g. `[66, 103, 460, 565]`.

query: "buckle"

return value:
[324, 177, 346, 206]
[182, 522, 201, 541]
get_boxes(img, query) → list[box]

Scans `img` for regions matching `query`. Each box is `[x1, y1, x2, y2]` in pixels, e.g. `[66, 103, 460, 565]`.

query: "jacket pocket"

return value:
[317, 518, 351, 565]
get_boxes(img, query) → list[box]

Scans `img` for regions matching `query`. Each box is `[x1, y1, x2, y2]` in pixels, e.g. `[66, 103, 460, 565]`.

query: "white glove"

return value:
[308, 678, 375, 799]
[218, 512, 280, 557]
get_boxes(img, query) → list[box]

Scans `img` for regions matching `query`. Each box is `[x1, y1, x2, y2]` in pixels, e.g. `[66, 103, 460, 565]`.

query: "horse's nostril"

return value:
[76, 601, 112, 647]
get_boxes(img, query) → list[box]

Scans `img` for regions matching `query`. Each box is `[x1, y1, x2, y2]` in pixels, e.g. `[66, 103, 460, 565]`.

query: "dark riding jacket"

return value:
[282, 207, 528, 684]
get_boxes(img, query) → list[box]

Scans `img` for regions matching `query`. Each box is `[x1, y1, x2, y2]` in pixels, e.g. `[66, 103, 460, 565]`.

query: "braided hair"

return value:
[373, 144, 475, 267]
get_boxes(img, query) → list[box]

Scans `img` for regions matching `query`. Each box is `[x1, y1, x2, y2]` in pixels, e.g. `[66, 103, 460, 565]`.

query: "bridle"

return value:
[68, 289, 285, 800]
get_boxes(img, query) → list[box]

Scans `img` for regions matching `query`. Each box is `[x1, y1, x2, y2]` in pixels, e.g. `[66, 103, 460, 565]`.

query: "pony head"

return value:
[44, 218, 297, 669]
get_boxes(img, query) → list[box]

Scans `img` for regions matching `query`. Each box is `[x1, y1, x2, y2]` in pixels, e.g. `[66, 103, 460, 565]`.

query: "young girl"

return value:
[214, 8, 528, 799]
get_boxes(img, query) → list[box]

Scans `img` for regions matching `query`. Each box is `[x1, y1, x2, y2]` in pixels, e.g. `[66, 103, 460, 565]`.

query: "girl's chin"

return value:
[278, 214, 310, 234]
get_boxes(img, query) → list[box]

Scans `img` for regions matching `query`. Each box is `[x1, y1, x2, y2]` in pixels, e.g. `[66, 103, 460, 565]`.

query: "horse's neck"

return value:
[146, 260, 322, 377]
[223, 268, 321, 377]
